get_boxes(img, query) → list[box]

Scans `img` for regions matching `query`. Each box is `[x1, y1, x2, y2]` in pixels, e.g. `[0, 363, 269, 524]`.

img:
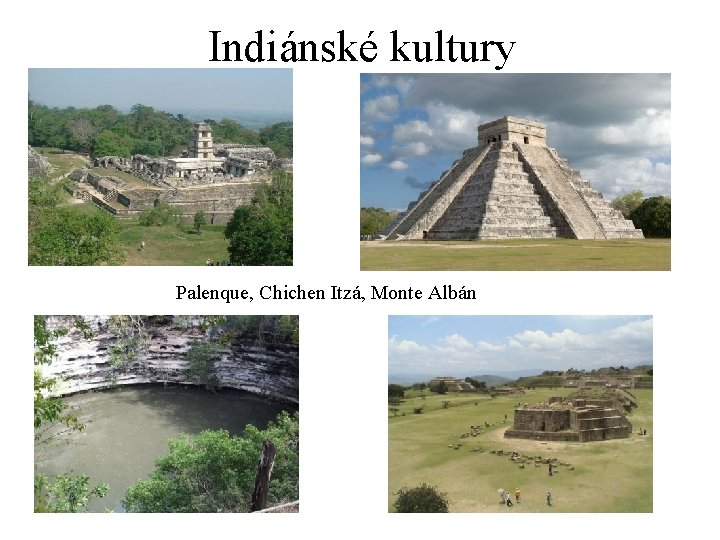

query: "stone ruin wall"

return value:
[504, 400, 632, 442]
[41, 316, 299, 404]
[28, 146, 53, 178]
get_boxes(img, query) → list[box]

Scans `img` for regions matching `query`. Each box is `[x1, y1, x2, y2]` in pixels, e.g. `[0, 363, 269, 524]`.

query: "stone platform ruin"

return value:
[384, 116, 643, 240]
[504, 396, 632, 442]
[65, 122, 292, 224]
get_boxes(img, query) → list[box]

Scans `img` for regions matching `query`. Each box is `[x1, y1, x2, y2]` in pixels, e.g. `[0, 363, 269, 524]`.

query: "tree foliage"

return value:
[225, 171, 292, 266]
[28, 101, 292, 158]
[630, 196, 671, 238]
[388, 384, 405, 400]
[186, 339, 226, 391]
[394, 484, 449, 513]
[34, 316, 91, 443]
[107, 315, 149, 370]
[138, 202, 181, 227]
[611, 190, 645, 218]
[193, 210, 207, 233]
[123, 411, 299, 513]
[29, 206, 124, 266]
[430, 381, 448, 395]
[35, 473, 109, 513]
[360, 207, 396, 236]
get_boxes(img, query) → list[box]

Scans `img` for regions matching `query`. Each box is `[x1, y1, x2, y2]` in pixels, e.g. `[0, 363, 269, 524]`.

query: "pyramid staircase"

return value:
[429, 142, 563, 239]
[385, 138, 644, 240]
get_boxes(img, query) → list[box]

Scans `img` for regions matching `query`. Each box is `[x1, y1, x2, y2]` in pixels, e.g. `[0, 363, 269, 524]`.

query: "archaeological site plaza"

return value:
[383, 116, 644, 240]
[62, 122, 292, 224]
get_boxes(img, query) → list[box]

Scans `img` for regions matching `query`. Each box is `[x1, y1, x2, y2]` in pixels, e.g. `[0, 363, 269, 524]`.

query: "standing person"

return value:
[546, 491, 552, 506]
[499, 489, 506, 504]
[515, 487, 521, 504]
[506, 493, 513, 507]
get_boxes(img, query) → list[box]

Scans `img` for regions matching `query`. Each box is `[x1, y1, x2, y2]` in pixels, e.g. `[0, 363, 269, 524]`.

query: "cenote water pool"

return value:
[34, 385, 297, 512]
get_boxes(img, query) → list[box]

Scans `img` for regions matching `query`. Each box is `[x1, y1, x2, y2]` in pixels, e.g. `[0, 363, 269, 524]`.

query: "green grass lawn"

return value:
[362, 239, 670, 271]
[388, 388, 653, 512]
[59, 202, 229, 265]
[117, 221, 229, 266]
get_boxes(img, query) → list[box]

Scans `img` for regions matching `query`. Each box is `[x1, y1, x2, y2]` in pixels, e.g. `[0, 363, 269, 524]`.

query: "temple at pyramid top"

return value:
[383, 116, 644, 241]
[477, 116, 547, 147]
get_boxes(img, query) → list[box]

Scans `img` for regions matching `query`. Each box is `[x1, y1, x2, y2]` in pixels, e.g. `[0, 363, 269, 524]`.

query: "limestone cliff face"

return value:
[42, 316, 299, 403]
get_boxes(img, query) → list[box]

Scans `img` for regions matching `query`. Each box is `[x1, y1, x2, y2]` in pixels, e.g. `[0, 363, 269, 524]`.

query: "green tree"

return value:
[630, 196, 671, 237]
[260, 122, 293, 158]
[35, 473, 109, 513]
[394, 484, 449, 513]
[29, 209, 124, 266]
[388, 384, 405, 400]
[193, 210, 207, 233]
[34, 316, 85, 440]
[93, 130, 133, 157]
[611, 190, 645, 218]
[186, 339, 226, 391]
[138, 202, 181, 227]
[225, 171, 292, 266]
[360, 207, 396, 236]
[123, 411, 299, 513]
[430, 381, 448, 395]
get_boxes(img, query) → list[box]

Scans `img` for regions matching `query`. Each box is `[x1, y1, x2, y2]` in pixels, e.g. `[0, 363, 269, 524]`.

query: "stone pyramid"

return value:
[384, 116, 643, 240]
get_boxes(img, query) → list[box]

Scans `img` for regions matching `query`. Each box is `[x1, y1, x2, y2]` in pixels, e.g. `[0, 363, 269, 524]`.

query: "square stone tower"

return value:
[477, 116, 546, 147]
[189, 122, 213, 158]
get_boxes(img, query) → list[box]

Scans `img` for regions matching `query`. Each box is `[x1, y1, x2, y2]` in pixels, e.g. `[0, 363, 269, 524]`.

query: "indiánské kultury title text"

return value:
[210, 30, 515, 70]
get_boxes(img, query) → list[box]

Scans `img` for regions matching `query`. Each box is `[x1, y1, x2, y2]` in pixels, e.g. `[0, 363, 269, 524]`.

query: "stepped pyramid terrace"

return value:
[504, 396, 633, 442]
[383, 116, 643, 240]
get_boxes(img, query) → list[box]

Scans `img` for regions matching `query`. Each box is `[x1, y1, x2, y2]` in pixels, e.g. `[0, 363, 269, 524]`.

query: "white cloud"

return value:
[596, 109, 670, 150]
[368, 75, 416, 96]
[388, 335, 427, 354]
[393, 120, 433, 143]
[443, 333, 473, 349]
[363, 94, 400, 122]
[388, 318, 653, 376]
[360, 135, 374, 146]
[583, 157, 671, 197]
[402, 142, 431, 157]
[388, 160, 408, 171]
[477, 341, 506, 352]
[361, 153, 383, 166]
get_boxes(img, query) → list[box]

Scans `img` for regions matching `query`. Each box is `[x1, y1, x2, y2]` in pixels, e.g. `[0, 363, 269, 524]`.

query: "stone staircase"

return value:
[564, 171, 644, 239]
[573, 407, 632, 441]
[103, 188, 118, 202]
[429, 142, 561, 239]
[383, 145, 490, 239]
[515, 144, 606, 239]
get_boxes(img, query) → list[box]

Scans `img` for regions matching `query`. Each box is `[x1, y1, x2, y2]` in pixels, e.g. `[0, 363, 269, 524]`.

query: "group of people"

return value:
[499, 488, 522, 506]
[499, 488, 552, 507]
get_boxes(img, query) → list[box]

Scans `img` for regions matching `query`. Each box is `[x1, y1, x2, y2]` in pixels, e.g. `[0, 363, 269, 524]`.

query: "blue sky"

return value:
[28, 69, 292, 114]
[361, 74, 670, 210]
[388, 315, 653, 379]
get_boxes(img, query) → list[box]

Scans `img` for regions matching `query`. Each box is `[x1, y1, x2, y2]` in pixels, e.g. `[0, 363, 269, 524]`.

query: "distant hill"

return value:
[468, 374, 514, 387]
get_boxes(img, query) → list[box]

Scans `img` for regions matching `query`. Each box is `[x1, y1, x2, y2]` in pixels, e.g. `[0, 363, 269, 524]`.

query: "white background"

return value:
[4, 0, 717, 537]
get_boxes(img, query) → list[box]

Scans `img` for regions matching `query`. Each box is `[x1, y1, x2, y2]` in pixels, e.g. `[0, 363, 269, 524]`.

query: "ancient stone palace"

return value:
[384, 116, 643, 240]
[504, 396, 632, 442]
[66, 122, 292, 224]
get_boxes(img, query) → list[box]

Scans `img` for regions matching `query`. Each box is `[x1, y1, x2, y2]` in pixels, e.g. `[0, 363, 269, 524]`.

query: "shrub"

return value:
[139, 202, 181, 227]
[394, 484, 449, 513]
